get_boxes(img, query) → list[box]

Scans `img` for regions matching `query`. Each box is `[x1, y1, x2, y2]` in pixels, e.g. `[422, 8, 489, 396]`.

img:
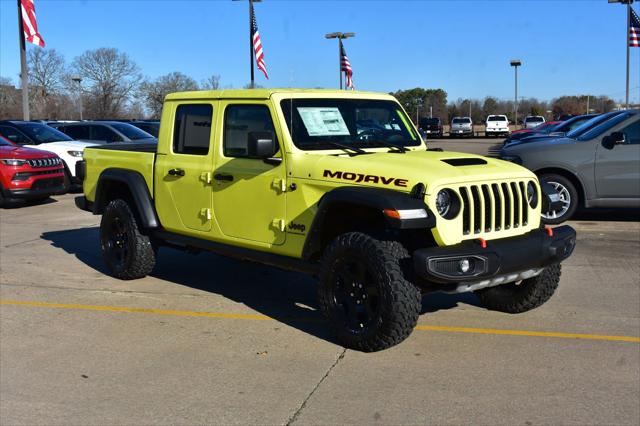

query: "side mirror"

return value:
[247, 131, 278, 158]
[602, 131, 625, 150]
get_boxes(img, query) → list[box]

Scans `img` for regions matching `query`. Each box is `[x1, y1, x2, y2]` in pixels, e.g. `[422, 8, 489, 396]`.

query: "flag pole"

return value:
[626, 1, 630, 109]
[16, 0, 30, 120]
[249, 0, 255, 89]
[338, 39, 343, 90]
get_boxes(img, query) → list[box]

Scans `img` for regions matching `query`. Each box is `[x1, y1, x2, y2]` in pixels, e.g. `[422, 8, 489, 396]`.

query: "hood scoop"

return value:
[441, 158, 487, 166]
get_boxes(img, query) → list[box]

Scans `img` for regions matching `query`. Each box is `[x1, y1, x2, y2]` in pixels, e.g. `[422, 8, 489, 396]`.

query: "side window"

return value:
[0, 126, 31, 144]
[91, 125, 122, 142]
[224, 104, 276, 158]
[621, 119, 640, 145]
[173, 104, 213, 155]
[64, 125, 90, 140]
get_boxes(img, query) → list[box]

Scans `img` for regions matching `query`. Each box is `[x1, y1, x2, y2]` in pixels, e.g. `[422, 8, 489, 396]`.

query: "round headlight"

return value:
[527, 181, 538, 208]
[435, 189, 460, 219]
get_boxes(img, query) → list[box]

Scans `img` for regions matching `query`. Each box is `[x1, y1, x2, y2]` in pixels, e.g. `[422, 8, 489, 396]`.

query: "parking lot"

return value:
[1, 138, 639, 425]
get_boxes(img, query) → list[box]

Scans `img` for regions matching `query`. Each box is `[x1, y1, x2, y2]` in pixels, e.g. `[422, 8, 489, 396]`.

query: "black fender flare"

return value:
[94, 168, 159, 229]
[302, 186, 435, 260]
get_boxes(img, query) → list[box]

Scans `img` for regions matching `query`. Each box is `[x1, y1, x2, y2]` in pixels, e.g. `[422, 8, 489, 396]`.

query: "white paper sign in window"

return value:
[297, 107, 350, 136]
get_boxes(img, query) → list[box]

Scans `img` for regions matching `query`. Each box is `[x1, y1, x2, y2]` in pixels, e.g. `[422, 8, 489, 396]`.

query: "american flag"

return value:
[340, 41, 354, 90]
[251, 3, 268, 79]
[20, 0, 45, 47]
[631, 7, 640, 48]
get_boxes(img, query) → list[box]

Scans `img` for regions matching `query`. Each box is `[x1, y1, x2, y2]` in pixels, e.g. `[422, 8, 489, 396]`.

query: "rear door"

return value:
[155, 102, 217, 234]
[594, 117, 640, 198]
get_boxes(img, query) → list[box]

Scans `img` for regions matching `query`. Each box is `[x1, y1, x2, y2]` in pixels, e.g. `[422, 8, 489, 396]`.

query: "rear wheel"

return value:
[317, 232, 421, 352]
[475, 264, 561, 313]
[539, 173, 578, 224]
[100, 199, 156, 280]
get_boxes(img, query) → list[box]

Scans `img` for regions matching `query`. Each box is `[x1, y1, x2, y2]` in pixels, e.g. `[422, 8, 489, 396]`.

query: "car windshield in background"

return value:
[17, 123, 73, 143]
[111, 123, 155, 140]
[421, 118, 439, 125]
[280, 99, 421, 150]
[452, 118, 471, 124]
[527, 117, 544, 122]
[565, 112, 623, 139]
[577, 112, 634, 141]
[488, 116, 506, 121]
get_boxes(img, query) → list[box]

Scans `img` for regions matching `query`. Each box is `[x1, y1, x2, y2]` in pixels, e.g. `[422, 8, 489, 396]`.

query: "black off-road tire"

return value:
[100, 199, 156, 280]
[475, 264, 561, 313]
[317, 232, 422, 352]
[539, 173, 578, 225]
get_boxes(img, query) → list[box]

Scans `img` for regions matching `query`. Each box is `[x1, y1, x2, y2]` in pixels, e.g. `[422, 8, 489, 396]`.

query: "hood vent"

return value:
[441, 158, 487, 166]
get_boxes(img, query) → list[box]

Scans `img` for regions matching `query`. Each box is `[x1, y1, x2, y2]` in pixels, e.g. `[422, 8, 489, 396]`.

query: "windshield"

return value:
[280, 99, 421, 151]
[110, 123, 154, 140]
[452, 118, 471, 124]
[420, 118, 439, 126]
[526, 117, 544, 122]
[16, 122, 73, 143]
[565, 112, 623, 139]
[577, 112, 634, 141]
[488, 116, 507, 121]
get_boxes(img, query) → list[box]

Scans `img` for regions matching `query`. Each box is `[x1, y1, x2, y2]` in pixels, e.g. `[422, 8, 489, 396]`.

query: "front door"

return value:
[212, 102, 287, 245]
[155, 102, 216, 234]
[595, 118, 640, 198]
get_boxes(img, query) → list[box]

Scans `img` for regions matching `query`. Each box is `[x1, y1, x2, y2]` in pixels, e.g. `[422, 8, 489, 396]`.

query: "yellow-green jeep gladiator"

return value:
[75, 89, 576, 352]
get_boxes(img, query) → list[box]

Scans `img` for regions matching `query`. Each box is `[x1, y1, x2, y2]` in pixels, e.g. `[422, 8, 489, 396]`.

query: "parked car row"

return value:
[500, 109, 640, 223]
[419, 115, 549, 138]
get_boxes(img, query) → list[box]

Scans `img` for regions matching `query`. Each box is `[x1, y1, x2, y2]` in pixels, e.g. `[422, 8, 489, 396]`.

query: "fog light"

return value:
[459, 259, 470, 273]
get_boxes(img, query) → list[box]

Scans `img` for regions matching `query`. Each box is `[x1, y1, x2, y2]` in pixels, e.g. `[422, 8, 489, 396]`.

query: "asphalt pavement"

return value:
[1, 138, 639, 425]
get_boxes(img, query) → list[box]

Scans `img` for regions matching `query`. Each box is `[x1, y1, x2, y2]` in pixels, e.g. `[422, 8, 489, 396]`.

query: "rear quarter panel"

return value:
[83, 148, 155, 202]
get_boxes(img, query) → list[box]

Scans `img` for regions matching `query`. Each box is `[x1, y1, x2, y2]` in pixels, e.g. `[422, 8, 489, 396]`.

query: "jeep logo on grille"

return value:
[323, 169, 408, 187]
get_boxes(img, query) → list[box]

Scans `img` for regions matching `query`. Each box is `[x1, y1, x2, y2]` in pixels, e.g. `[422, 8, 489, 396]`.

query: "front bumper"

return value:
[413, 226, 576, 289]
[2, 178, 65, 199]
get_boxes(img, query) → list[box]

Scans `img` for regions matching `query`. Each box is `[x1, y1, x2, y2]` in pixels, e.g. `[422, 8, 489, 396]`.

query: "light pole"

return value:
[608, 0, 633, 109]
[325, 32, 355, 89]
[72, 76, 83, 120]
[414, 98, 422, 125]
[510, 59, 522, 128]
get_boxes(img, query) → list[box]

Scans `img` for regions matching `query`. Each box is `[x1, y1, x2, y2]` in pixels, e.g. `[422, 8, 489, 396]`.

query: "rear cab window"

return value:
[173, 104, 214, 155]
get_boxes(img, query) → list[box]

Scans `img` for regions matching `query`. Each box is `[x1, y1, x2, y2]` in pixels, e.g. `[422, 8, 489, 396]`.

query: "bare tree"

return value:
[200, 74, 220, 90]
[139, 72, 198, 118]
[0, 77, 22, 119]
[27, 48, 69, 118]
[72, 48, 142, 118]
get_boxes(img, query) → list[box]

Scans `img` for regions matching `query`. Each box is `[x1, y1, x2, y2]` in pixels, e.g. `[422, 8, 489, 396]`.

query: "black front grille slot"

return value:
[519, 181, 529, 225]
[491, 184, 502, 231]
[470, 186, 482, 234]
[460, 187, 471, 235]
[481, 184, 492, 232]
[501, 183, 511, 229]
[511, 182, 520, 228]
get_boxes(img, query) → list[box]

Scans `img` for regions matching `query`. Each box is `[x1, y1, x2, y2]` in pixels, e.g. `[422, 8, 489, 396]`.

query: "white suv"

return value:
[523, 115, 546, 130]
[485, 115, 510, 138]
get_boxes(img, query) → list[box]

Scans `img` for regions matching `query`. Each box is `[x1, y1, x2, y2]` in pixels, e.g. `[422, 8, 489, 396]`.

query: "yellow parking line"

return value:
[2, 299, 639, 344]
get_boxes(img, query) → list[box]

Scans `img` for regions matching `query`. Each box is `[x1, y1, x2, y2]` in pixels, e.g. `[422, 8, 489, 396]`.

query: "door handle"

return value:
[214, 173, 234, 182]
[168, 168, 185, 177]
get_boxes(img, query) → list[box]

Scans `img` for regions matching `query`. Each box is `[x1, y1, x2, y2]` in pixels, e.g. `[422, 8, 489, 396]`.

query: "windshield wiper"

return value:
[319, 141, 367, 155]
[366, 140, 408, 153]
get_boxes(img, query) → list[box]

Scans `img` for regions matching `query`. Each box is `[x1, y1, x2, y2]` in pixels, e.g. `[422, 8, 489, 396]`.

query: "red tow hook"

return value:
[478, 238, 487, 249]
[545, 226, 554, 237]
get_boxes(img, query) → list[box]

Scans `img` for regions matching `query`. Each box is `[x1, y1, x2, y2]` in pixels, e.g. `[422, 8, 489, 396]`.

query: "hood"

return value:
[505, 134, 569, 148]
[0, 145, 59, 160]
[289, 149, 535, 195]
[503, 136, 575, 153]
[27, 140, 98, 150]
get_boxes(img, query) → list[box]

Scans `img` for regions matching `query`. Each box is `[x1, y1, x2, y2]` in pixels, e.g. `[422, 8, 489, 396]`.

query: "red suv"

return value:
[0, 135, 65, 206]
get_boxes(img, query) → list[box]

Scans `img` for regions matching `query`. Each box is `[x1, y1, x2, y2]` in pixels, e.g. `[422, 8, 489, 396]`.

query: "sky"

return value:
[0, 0, 639, 103]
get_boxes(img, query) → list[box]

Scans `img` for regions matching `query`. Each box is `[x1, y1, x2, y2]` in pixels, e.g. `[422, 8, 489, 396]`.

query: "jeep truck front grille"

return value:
[459, 181, 530, 235]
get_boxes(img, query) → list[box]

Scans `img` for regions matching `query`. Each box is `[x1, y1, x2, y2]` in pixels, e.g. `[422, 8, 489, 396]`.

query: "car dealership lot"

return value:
[1, 138, 639, 425]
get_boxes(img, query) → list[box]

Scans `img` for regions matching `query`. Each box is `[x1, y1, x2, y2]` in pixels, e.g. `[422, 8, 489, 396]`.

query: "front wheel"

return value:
[475, 264, 561, 313]
[539, 173, 578, 224]
[317, 233, 421, 352]
[100, 199, 156, 280]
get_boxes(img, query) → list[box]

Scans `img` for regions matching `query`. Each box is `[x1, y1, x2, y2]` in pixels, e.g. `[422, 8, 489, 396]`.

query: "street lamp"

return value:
[71, 76, 83, 120]
[510, 59, 522, 128]
[414, 97, 423, 126]
[325, 32, 355, 89]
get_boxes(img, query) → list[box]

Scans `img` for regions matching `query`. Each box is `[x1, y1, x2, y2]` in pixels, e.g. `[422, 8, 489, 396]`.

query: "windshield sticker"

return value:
[297, 107, 350, 136]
